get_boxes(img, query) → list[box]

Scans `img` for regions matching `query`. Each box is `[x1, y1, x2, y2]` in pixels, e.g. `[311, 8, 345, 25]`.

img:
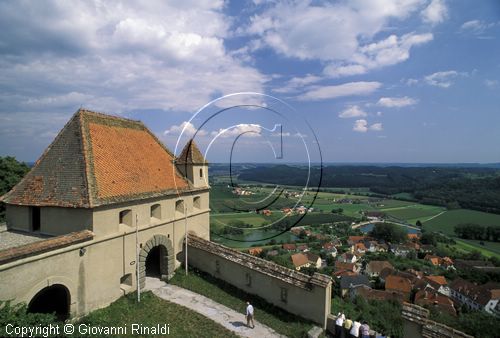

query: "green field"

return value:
[211, 213, 272, 227]
[382, 205, 445, 222]
[423, 209, 500, 235]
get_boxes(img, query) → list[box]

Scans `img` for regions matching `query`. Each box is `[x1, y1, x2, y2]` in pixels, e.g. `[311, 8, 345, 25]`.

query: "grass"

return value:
[423, 209, 500, 236]
[211, 213, 271, 226]
[423, 209, 500, 259]
[170, 268, 315, 338]
[79, 291, 238, 338]
[453, 239, 500, 259]
[382, 205, 445, 221]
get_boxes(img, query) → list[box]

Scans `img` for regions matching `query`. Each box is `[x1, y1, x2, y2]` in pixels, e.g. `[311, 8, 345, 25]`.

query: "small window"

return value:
[193, 196, 201, 209]
[199, 168, 203, 178]
[175, 200, 185, 216]
[151, 204, 161, 220]
[119, 209, 132, 226]
[280, 287, 288, 303]
[246, 273, 252, 287]
[120, 273, 132, 287]
[215, 260, 220, 273]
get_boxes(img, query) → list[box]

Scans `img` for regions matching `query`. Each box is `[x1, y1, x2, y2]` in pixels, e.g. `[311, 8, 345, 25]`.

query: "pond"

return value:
[211, 229, 298, 248]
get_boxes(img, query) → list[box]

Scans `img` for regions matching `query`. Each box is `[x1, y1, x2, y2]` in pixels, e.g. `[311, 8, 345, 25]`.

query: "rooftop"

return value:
[1, 109, 192, 208]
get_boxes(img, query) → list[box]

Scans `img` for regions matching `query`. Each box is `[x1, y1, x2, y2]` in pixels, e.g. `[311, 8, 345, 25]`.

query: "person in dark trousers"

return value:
[245, 301, 255, 328]
[335, 312, 345, 337]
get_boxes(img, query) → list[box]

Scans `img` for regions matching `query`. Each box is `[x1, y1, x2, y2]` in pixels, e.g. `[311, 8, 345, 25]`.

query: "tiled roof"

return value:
[0, 230, 93, 265]
[291, 253, 309, 268]
[366, 260, 393, 274]
[1, 109, 192, 207]
[176, 139, 206, 164]
[425, 275, 447, 286]
[335, 261, 357, 272]
[386, 275, 412, 294]
[340, 275, 370, 289]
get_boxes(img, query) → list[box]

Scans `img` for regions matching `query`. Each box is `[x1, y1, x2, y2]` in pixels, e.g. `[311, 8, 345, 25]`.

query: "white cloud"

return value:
[298, 81, 381, 101]
[377, 96, 418, 107]
[0, 1, 268, 116]
[353, 119, 368, 133]
[406, 78, 419, 86]
[424, 70, 466, 88]
[338, 105, 368, 118]
[369, 123, 383, 131]
[460, 20, 499, 35]
[245, 1, 434, 78]
[484, 79, 499, 88]
[164, 121, 207, 137]
[421, 0, 448, 25]
[273, 74, 322, 93]
[211, 124, 262, 138]
[353, 119, 383, 132]
[324, 33, 433, 77]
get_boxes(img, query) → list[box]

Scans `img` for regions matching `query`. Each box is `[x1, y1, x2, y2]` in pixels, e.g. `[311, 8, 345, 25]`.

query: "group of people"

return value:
[335, 312, 375, 338]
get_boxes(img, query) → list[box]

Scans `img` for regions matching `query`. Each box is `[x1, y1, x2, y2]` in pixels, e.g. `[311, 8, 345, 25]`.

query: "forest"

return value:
[238, 164, 500, 214]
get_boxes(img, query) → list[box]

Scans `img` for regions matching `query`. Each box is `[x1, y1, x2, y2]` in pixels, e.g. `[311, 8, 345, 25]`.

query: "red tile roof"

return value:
[291, 253, 309, 268]
[282, 243, 297, 251]
[386, 275, 412, 294]
[1, 109, 193, 207]
[425, 275, 447, 286]
[248, 247, 263, 256]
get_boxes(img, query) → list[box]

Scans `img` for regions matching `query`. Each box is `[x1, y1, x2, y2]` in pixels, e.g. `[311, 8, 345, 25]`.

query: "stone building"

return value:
[0, 109, 209, 319]
[0, 108, 333, 328]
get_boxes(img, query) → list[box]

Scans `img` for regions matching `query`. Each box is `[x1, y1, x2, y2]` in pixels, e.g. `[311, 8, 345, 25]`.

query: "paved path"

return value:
[144, 277, 285, 338]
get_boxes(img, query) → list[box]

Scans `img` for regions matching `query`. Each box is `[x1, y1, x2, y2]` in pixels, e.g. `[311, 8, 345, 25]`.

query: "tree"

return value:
[369, 222, 407, 244]
[420, 232, 437, 246]
[0, 156, 30, 221]
[415, 220, 423, 227]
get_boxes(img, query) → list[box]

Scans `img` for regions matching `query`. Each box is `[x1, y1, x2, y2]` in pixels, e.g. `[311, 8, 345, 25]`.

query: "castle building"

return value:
[0, 109, 209, 319]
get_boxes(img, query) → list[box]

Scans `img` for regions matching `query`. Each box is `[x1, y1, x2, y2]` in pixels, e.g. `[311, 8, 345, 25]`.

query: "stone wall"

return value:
[402, 303, 474, 338]
[186, 235, 332, 328]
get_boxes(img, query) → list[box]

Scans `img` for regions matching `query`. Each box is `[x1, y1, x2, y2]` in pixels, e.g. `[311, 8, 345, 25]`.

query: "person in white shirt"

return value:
[335, 312, 345, 337]
[350, 320, 361, 338]
[246, 301, 255, 328]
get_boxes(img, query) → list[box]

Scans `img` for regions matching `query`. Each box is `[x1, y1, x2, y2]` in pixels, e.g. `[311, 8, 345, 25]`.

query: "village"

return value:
[244, 217, 500, 320]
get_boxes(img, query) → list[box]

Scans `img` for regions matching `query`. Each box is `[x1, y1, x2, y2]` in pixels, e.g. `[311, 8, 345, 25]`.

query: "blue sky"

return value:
[0, 0, 499, 163]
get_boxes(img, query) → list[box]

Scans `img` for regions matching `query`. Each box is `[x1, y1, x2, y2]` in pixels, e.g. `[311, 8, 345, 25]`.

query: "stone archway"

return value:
[138, 235, 174, 289]
[28, 284, 70, 321]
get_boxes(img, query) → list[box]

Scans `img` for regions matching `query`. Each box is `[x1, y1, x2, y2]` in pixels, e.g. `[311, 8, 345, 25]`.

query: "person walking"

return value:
[344, 317, 353, 338]
[360, 321, 370, 338]
[246, 301, 255, 328]
[349, 320, 361, 338]
[335, 312, 345, 337]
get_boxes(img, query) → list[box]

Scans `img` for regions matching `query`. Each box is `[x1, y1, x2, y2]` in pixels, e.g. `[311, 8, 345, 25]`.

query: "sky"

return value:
[0, 0, 499, 163]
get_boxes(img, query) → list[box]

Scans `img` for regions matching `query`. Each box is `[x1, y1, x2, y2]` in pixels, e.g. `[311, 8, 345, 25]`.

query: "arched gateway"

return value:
[28, 284, 70, 320]
[138, 235, 174, 288]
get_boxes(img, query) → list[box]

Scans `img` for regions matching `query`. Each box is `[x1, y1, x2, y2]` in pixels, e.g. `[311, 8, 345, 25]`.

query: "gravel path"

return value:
[144, 277, 285, 338]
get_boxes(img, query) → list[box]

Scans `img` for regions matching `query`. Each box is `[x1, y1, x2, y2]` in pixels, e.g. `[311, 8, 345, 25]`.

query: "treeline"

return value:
[454, 223, 500, 242]
[0, 157, 30, 221]
[238, 165, 500, 214]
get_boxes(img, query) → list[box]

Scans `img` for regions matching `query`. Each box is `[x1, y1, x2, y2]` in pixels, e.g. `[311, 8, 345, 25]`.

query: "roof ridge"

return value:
[76, 108, 141, 124]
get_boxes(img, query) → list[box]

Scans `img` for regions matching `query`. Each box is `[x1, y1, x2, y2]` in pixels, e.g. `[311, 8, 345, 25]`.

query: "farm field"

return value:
[454, 239, 500, 259]
[382, 205, 445, 222]
[423, 209, 500, 236]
